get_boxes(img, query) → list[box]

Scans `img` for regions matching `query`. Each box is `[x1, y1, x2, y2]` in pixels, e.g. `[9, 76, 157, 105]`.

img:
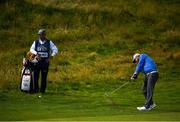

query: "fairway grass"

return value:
[0, 80, 180, 121]
[47, 113, 180, 121]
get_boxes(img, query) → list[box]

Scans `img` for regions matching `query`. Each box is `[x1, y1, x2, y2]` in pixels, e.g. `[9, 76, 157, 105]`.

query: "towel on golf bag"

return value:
[20, 52, 38, 93]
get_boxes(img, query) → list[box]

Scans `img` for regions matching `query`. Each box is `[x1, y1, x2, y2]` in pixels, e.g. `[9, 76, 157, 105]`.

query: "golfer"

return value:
[131, 53, 159, 111]
[30, 29, 58, 93]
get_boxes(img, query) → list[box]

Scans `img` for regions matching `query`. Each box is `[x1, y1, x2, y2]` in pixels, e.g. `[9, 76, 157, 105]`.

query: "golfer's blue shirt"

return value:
[134, 54, 158, 74]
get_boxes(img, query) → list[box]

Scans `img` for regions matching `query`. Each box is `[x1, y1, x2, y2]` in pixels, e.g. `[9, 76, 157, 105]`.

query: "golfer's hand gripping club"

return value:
[131, 73, 138, 81]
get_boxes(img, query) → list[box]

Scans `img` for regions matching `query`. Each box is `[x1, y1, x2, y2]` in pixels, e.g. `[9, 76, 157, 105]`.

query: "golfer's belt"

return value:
[147, 71, 158, 76]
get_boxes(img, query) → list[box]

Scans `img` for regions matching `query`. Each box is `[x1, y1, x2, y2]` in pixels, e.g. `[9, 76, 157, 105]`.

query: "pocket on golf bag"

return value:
[20, 67, 33, 93]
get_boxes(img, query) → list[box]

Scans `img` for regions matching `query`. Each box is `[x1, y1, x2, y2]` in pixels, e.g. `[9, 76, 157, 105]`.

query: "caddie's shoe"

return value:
[137, 106, 149, 111]
[149, 103, 156, 110]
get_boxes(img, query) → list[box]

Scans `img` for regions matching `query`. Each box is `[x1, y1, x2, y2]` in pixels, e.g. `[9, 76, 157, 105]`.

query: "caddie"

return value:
[30, 29, 58, 93]
[131, 53, 159, 111]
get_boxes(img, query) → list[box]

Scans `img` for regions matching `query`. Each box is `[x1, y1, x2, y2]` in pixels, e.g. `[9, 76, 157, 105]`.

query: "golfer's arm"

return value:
[134, 56, 145, 74]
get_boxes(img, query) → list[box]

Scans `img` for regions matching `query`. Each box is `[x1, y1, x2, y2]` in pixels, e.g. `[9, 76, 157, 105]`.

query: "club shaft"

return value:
[110, 82, 129, 94]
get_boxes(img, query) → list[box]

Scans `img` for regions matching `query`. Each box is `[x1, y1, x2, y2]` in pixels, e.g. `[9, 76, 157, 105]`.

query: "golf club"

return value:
[104, 81, 130, 96]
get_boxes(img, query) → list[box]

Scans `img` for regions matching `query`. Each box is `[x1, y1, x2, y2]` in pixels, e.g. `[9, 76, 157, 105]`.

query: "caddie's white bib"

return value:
[38, 52, 49, 58]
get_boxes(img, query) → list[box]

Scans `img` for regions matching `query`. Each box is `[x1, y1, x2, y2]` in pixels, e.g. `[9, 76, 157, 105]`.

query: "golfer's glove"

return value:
[131, 73, 138, 81]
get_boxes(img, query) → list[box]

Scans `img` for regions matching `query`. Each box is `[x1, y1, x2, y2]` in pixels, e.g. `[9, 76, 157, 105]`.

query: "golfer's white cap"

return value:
[132, 53, 140, 63]
[38, 29, 46, 35]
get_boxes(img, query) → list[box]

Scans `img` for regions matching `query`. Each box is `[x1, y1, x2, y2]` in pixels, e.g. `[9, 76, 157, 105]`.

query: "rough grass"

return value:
[0, 0, 179, 102]
[0, 0, 179, 96]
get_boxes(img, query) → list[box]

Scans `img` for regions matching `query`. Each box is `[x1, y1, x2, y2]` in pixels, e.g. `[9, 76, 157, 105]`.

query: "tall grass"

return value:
[0, 0, 179, 90]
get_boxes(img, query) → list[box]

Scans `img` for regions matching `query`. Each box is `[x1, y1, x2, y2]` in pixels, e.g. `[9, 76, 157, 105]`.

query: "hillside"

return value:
[0, 0, 179, 89]
[0, 0, 180, 121]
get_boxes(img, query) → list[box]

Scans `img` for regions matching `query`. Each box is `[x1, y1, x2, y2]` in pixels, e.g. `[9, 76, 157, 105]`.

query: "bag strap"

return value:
[35, 40, 39, 51]
[47, 40, 50, 52]
[22, 66, 32, 75]
[47, 40, 50, 56]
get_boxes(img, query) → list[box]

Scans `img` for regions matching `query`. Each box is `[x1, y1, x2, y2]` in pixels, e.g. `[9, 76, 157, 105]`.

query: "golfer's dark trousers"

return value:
[33, 59, 49, 93]
[143, 72, 159, 108]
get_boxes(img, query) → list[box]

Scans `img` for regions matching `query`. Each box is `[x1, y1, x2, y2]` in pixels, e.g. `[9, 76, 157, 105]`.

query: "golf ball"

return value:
[38, 95, 42, 98]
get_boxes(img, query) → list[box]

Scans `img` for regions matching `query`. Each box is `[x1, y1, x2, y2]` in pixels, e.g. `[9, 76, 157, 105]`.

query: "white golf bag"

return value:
[20, 67, 32, 92]
[20, 58, 35, 92]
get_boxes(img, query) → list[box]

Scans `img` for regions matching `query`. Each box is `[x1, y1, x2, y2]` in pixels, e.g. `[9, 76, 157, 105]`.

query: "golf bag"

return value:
[20, 58, 35, 93]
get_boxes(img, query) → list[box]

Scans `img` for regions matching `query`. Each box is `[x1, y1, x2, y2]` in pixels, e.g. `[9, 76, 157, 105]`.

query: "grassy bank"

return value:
[0, 0, 179, 89]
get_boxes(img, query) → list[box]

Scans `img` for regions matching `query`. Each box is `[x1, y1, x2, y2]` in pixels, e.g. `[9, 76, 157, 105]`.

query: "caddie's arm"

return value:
[30, 41, 37, 55]
[49, 41, 58, 59]
[30, 41, 41, 60]
[46, 41, 58, 63]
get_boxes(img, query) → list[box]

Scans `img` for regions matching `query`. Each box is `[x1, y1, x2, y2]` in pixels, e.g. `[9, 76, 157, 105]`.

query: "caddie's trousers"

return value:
[143, 72, 159, 108]
[33, 59, 49, 93]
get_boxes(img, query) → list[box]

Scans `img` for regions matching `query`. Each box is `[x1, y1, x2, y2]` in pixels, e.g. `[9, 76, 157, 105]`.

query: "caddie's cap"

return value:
[38, 29, 46, 35]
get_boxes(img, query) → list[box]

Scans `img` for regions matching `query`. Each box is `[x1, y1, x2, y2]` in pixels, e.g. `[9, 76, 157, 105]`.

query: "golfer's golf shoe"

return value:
[137, 106, 149, 111]
[149, 103, 156, 110]
[137, 103, 156, 111]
